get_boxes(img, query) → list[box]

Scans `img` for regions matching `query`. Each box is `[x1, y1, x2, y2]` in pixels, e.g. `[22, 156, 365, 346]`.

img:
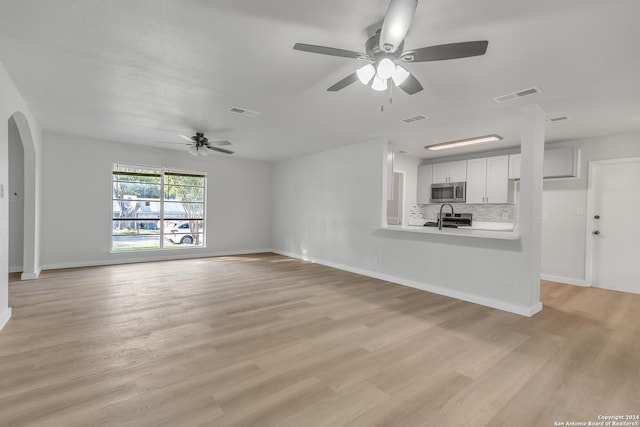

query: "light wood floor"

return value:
[1, 253, 639, 426]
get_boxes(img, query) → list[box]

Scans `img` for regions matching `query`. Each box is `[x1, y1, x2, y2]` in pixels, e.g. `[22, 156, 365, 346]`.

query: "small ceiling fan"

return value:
[293, 0, 488, 95]
[158, 132, 234, 156]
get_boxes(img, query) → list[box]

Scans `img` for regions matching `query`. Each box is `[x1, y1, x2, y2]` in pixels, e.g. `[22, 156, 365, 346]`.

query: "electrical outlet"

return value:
[372, 255, 379, 265]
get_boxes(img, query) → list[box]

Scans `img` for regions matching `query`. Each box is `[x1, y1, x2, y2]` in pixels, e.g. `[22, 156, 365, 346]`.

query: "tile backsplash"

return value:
[410, 204, 516, 224]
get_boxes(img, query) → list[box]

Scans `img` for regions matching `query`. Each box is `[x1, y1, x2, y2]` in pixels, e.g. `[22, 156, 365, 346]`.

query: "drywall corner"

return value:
[0, 307, 12, 332]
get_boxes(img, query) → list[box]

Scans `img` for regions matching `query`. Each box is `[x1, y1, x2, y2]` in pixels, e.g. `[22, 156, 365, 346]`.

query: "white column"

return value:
[519, 104, 546, 312]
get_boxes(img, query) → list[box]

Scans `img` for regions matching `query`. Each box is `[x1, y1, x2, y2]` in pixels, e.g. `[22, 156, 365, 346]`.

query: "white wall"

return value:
[40, 132, 272, 269]
[541, 132, 640, 284]
[392, 154, 421, 226]
[272, 106, 545, 317]
[8, 117, 24, 272]
[0, 61, 43, 331]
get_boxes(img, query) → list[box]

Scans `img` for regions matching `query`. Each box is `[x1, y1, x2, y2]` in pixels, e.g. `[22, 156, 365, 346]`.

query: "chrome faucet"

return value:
[438, 203, 454, 230]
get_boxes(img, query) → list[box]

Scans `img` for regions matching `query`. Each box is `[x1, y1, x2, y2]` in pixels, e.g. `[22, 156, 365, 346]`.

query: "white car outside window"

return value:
[164, 221, 202, 244]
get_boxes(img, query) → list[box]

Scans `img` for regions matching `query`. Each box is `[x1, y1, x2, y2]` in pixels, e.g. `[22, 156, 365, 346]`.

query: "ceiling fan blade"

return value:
[293, 43, 366, 59]
[210, 140, 231, 146]
[402, 41, 489, 62]
[379, 0, 418, 53]
[206, 146, 234, 155]
[397, 73, 423, 95]
[179, 134, 194, 142]
[327, 73, 359, 92]
[157, 141, 189, 145]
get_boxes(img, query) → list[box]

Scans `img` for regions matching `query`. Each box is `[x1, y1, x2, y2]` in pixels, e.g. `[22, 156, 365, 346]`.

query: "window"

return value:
[112, 164, 206, 252]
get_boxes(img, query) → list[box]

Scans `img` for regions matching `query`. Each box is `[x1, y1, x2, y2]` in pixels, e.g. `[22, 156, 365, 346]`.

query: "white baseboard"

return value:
[41, 248, 273, 271]
[21, 268, 41, 280]
[540, 274, 589, 287]
[272, 249, 543, 317]
[0, 307, 12, 332]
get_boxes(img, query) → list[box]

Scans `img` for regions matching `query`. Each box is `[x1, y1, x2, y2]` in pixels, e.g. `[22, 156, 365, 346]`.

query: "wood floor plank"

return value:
[1, 257, 639, 426]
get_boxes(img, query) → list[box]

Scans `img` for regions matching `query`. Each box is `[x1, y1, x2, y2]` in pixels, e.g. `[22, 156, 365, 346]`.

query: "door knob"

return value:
[593, 230, 600, 235]
[594, 215, 600, 219]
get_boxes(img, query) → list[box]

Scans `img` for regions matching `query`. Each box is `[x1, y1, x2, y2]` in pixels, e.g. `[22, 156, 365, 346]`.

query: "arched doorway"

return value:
[8, 111, 39, 280]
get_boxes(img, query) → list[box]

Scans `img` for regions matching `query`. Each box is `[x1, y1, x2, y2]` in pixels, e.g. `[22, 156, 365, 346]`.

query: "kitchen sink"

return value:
[423, 222, 458, 228]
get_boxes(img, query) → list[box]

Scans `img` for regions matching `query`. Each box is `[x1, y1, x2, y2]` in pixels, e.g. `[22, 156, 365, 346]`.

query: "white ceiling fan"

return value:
[158, 132, 234, 156]
[293, 0, 488, 95]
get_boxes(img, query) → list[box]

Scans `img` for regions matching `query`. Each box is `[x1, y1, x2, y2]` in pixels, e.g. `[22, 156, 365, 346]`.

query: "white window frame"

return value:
[110, 163, 207, 252]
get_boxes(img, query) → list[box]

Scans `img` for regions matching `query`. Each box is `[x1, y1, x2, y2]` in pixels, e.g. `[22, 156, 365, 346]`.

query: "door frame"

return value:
[585, 157, 640, 286]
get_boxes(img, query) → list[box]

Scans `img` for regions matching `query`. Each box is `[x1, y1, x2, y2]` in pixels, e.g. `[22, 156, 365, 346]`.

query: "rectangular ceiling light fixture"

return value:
[425, 134, 503, 151]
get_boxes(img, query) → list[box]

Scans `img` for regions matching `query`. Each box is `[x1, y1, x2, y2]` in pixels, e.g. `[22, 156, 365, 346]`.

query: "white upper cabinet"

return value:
[509, 154, 521, 180]
[544, 148, 577, 178]
[508, 148, 577, 180]
[466, 155, 509, 204]
[417, 164, 433, 205]
[432, 160, 467, 183]
[486, 155, 510, 203]
[465, 158, 487, 204]
[448, 160, 467, 182]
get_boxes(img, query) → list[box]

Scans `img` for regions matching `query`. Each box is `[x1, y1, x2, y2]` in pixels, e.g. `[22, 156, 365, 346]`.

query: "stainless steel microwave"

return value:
[430, 182, 466, 203]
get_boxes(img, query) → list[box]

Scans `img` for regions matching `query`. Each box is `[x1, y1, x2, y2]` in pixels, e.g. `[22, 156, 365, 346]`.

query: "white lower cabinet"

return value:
[465, 155, 509, 204]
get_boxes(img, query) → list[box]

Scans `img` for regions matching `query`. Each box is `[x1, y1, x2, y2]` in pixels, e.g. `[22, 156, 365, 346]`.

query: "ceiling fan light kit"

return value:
[190, 145, 209, 156]
[391, 65, 410, 86]
[293, 0, 488, 100]
[372, 75, 388, 92]
[376, 58, 396, 80]
[356, 64, 376, 85]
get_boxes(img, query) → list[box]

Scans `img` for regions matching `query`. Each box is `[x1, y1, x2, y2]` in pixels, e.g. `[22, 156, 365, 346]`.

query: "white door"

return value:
[589, 158, 640, 294]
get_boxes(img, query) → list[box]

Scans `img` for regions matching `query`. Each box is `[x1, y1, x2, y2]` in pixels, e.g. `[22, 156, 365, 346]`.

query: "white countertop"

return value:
[377, 223, 520, 240]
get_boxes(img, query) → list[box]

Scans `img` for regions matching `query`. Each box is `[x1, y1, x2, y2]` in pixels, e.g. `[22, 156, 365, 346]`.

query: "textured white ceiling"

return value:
[1, 0, 639, 160]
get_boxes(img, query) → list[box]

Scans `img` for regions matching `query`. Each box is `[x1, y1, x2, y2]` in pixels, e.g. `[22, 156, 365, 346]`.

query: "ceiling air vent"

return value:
[402, 114, 428, 124]
[493, 86, 542, 103]
[548, 115, 570, 122]
[229, 107, 261, 118]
